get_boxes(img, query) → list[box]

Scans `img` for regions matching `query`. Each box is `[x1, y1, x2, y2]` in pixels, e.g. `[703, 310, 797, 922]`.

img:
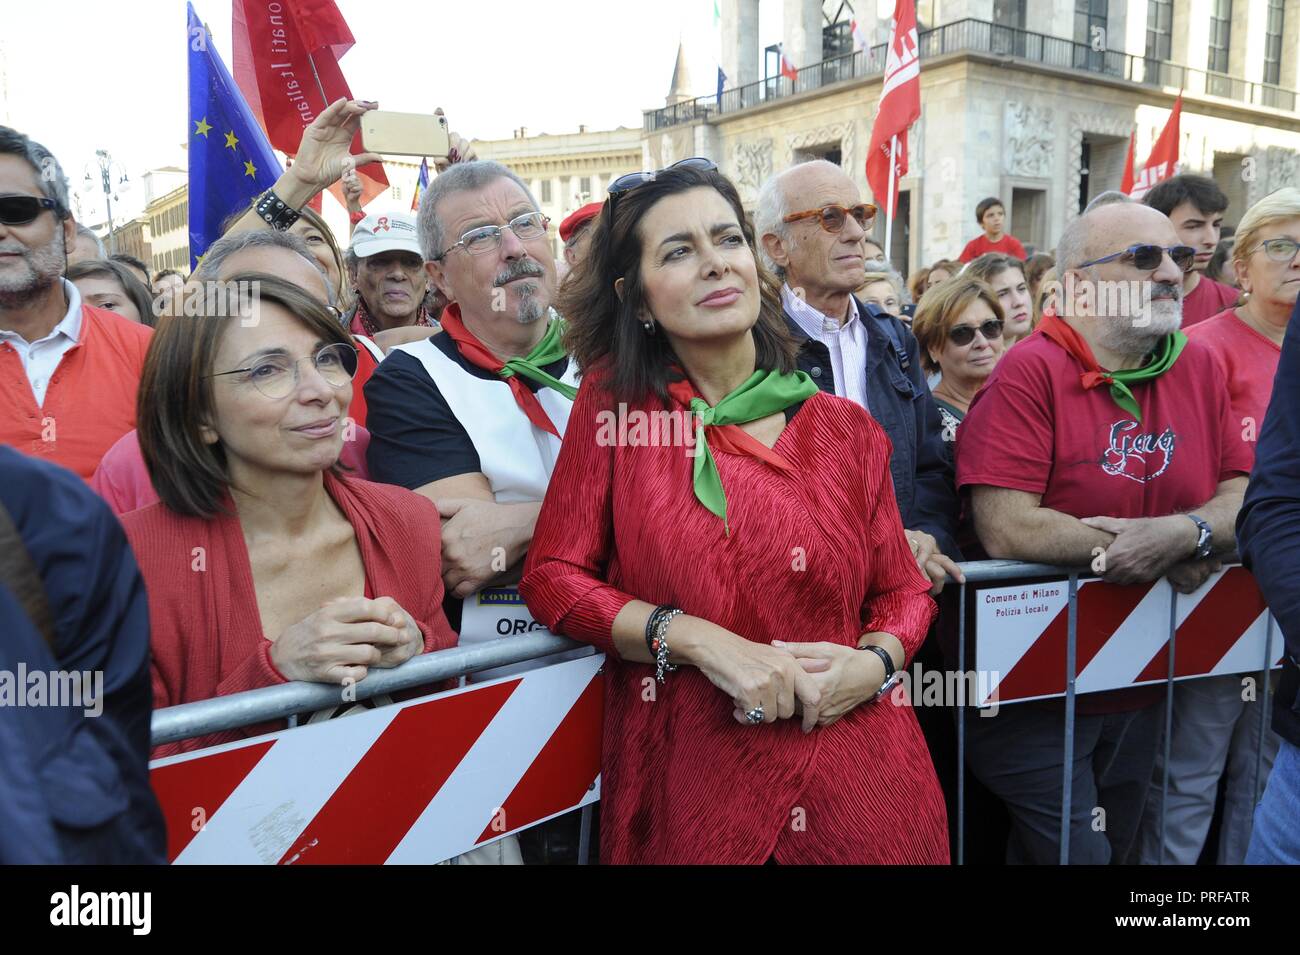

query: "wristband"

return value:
[255, 189, 302, 231]
[858, 644, 899, 702]
[645, 605, 681, 683]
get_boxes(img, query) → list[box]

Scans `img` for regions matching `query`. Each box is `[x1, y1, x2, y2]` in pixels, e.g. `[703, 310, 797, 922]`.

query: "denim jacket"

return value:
[783, 297, 960, 559]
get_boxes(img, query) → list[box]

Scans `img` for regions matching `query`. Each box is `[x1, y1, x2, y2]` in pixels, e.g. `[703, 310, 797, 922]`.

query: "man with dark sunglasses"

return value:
[956, 200, 1250, 864]
[756, 160, 962, 596]
[1144, 174, 1238, 328]
[0, 126, 151, 480]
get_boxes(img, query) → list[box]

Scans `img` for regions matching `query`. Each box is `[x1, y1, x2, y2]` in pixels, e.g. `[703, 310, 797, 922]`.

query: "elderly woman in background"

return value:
[858, 267, 910, 320]
[67, 259, 155, 327]
[910, 274, 1006, 439]
[963, 253, 1033, 346]
[122, 275, 456, 756]
[1134, 188, 1300, 866]
[520, 161, 947, 865]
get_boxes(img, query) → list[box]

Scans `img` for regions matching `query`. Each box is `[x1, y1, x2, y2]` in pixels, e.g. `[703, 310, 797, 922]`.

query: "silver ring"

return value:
[745, 705, 764, 725]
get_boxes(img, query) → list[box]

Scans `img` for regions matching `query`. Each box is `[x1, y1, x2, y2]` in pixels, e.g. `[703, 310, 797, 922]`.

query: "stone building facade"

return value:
[644, 0, 1300, 275]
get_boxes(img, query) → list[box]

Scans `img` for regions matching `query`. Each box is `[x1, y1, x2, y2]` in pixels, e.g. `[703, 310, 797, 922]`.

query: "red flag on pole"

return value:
[1127, 93, 1182, 200]
[779, 44, 798, 82]
[865, 0, 920, 220]
[232, 0, 389, 206]
[1119, 129, 1136, 195]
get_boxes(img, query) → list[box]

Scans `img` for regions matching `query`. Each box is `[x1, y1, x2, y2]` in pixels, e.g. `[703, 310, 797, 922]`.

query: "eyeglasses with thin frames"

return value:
[1253, 237, 1300, 263]
[207, 342, 358, 400]
[435, 212, 550, 261]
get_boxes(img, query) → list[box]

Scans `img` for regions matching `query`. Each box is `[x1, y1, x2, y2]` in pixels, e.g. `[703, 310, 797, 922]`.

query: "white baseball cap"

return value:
[350, 211, 423, 258]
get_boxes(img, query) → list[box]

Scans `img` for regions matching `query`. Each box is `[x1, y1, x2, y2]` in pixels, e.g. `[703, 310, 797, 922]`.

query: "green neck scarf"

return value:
[669, 369, 819, 532]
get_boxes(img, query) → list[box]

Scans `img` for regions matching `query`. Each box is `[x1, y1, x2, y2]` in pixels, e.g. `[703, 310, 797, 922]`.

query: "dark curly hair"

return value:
[556, 163, 796, 404]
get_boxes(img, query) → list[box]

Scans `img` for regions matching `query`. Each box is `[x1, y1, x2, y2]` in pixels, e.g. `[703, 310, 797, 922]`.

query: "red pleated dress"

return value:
[520, 378, 950, 864]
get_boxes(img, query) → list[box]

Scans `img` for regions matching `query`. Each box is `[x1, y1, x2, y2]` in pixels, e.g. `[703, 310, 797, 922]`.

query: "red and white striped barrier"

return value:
[148, 654, 603, 864]
[974, 566, 1281, 705]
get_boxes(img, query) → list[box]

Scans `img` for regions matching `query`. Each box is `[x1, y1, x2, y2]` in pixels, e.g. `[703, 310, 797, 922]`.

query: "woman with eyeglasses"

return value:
[519, 161, 947, 865]
[1145, 189, 1300, 864]
[121, 275, 456, 756]
[910, 275, 1007, 438]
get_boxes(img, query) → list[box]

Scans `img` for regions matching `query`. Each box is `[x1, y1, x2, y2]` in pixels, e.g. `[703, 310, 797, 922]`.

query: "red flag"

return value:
[1119, 129, 1136, 195]
[1128, 93, 1182, 200]
[865, 0, 920, 218]
[779, 45, 798, 82]
[232, 0, 388, 206]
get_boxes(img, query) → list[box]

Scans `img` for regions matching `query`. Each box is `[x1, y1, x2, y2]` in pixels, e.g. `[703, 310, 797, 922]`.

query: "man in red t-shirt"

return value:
[1143, 174, 1239, 326]
[958, 196, 1028, 263]
[954, 201, 1250, 864]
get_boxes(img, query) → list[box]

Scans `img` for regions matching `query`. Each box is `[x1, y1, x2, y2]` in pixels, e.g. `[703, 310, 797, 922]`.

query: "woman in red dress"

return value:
[123, 275, 456, 756]
[520, 162, 948, 864]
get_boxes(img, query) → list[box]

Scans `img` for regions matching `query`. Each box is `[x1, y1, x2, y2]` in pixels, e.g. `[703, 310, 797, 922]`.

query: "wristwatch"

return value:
[1187, 513, 1213, 560]
[858, 644, 901, 702]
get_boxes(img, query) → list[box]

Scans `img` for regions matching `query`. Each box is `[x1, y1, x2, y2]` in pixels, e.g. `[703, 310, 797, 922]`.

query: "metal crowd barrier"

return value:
[951, 560, 1279, 866]
[151, 560, 1280, 866]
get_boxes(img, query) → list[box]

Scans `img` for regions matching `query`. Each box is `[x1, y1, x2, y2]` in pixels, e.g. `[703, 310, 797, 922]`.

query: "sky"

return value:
[0, 0, 797, 224]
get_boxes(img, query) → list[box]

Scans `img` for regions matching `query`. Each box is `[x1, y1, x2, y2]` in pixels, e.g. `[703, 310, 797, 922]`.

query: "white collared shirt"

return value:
[781, 283, 869, 410]
[0, 279, 83, 406]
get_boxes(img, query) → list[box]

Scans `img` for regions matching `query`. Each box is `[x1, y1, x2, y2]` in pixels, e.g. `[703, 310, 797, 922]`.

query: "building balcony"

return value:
[643, 17, 1297, 133]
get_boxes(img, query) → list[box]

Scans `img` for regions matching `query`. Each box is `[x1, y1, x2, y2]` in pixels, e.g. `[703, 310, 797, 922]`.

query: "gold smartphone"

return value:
[360, 111, 451, 157]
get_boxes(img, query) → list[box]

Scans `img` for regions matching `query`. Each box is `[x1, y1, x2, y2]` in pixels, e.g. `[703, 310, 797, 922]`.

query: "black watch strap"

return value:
[1187, 513, 1213, 560]
[859, 644, 895, 679]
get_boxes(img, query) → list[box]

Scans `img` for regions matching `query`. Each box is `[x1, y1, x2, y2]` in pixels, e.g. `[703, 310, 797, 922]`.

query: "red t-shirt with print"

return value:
[1185, 307, 1282, 472]
[954, 329, 1252, 712]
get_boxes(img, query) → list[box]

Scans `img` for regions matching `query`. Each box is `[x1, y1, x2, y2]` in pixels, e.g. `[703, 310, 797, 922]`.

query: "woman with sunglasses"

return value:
[910, 275, 1007, 437]
[520, 161, 947, 865]
[1141, 188, 1300, 865]
[121, 275, 456, 756]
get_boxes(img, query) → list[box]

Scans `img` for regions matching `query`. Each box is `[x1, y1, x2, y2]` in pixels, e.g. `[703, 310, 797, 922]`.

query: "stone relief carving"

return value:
[733, 139, 774, 191]
[784, 122, 857, 173]
[1266, 146, 1300, 192]
[1004, 102, 1055, 179]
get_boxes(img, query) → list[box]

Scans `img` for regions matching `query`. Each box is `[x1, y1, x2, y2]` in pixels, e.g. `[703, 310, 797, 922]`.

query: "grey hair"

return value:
[75, 223, 105, 256]
[342, 247, 358, 278]
[417, 160, 540, 261]
[1084, 190, 1134, 213]
[195, 229, 335, 305]
[862, 267, 912, 306]
[1055, 213, 1094, 275]
[754, 160, 846, 280]
[0, 125, 71, 219]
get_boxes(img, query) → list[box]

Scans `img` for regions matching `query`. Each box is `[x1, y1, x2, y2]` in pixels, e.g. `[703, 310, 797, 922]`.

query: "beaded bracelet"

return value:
[645, 605, 682, 683]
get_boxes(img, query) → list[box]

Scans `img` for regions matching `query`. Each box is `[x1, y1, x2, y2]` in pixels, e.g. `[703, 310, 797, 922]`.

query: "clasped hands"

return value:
[1079, 514, 1219, 595]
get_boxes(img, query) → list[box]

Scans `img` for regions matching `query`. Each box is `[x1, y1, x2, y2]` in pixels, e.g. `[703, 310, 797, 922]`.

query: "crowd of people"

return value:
[2, 96, 1299, 866]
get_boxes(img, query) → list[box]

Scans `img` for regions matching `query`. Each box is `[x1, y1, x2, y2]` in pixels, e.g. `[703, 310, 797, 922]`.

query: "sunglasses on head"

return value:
[948, 318, 1004, 346]
[1078, 243, 1195, 272]
[607, 157, 719, 201]
[0, 195, 60, 226]
[782, 202, 877, 234]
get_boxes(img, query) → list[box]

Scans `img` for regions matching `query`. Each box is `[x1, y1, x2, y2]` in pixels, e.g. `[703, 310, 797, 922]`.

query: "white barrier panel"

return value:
[149, 654, 603, 864]
[973, 566, 1280, 705]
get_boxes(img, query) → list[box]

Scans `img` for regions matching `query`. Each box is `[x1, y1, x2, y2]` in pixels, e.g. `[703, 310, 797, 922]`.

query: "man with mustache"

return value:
[0, 126, 151, 479]
[343, 211, 436, 337]
[365, 161, 575, 673]
[1143, 175, 1238, 328]
[955, 201, 1251, 863]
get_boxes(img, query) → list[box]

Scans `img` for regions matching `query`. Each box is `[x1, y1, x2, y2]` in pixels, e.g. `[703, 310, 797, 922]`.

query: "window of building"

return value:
[992, 0, 1026, 28]
[1265, 0, 1285, 86]
[541, 180, 552, 203]
[1145, 0, 1172, 61]
[579, 176, 591, 197]
[1074, 0, 1107, 47]
[1208, 0, 1232, 74]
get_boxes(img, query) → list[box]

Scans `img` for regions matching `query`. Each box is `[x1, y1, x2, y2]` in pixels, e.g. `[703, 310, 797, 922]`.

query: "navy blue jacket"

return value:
[784, 298, 960, 559]
[0, 446, 165, 863]
[1236, 300, 1300, 749]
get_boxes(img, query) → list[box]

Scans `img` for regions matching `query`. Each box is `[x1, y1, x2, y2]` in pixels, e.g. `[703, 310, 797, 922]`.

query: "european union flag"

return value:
[187, 3, 282, 270]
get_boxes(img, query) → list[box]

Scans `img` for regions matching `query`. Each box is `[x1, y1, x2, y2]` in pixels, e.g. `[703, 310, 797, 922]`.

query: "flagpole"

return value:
[884, 134, 898, 263]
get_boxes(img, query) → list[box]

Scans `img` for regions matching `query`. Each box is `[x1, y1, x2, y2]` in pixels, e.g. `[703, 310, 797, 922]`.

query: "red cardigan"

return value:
[124, 472, 456, 756]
